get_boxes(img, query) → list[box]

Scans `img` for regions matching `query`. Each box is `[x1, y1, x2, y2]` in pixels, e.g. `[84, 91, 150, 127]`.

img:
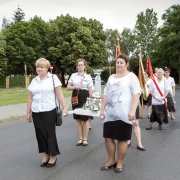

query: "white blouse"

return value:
[146, 78, 153, 94]
[165, 76, 176, 94]
[103, 72, 141, 125]
[28, 72, 61, 112]
[149, 77, 171, 105]
[68, 72, 93, 90]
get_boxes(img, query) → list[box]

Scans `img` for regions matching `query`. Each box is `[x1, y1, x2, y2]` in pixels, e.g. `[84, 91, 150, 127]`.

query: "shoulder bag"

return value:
[52, 74, 62, 126]
[72, 76, 85, 106]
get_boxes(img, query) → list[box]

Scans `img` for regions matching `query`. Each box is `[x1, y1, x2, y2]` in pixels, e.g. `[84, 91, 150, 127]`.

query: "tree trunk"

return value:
[61, 69, 65, 87]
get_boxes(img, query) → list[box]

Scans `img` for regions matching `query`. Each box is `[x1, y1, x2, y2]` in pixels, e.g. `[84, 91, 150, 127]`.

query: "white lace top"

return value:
[103, 72, 141, 125]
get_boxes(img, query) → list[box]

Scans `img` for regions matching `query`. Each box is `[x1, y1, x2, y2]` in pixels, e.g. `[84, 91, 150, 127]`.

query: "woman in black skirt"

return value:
[146, 68, 170, 130]
[164, 68, 176, 119]
[100, 54, 141, 173]
[26, 58, 68, 168]
[67, 58, 93, 146]
[139, 70, 152, 119]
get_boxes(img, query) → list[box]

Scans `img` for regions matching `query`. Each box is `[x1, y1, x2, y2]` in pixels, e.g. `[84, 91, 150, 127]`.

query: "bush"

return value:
[0, 75, 36, 88]
[101, 69, 110, 82]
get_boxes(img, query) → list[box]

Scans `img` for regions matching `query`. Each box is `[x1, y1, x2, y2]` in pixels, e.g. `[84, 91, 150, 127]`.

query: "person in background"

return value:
[146, 68, 170, 130]
[164, 68, 176, 119]
[154, 67, 158, 78]
[127, 106, 146, 151]
[140, 71, 152, 119]
[89, 84, 94, 130]
[26, 58, 68, 168]
[67, 58, 93, 146]
[100, 54, 141, 173]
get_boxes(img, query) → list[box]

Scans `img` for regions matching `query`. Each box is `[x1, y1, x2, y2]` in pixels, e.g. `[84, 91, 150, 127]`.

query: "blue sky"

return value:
[0, 0, 179, 32]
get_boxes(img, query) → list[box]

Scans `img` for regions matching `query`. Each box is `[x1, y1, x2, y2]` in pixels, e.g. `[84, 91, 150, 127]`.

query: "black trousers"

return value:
[32, 108, 60, 156]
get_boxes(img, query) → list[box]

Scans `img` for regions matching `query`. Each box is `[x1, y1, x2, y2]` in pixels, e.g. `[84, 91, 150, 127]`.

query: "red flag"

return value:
[146, 58, 154, 80]
[116, 44, 121, 58]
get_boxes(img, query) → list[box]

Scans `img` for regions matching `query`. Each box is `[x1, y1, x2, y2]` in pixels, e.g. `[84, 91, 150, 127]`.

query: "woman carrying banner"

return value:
[140, 70, 152, 119]
[164, 68, 176, 120]
[127, 106, 146, 151]
[146, 68, 170, 130]
[100, 54, 141, 173]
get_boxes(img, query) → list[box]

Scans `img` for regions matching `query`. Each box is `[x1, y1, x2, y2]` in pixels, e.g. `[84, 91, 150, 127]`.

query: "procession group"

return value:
[26, 54, 176, 173]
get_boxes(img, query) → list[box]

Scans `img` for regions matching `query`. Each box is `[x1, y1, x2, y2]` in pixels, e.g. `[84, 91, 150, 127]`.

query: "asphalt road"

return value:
[0, 89, 180, 180]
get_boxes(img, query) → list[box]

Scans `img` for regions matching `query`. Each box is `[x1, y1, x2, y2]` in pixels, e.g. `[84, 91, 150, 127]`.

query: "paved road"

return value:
[0, 90, 180, 180]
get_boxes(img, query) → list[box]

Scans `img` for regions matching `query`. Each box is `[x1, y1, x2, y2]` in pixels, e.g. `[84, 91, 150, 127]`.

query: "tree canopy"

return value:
[0, 31, 7, 76]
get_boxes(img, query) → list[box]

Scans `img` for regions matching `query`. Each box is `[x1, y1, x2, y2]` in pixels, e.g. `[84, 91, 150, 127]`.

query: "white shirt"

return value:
[28, 72, 61, 112]
[149, 77, 171, 105]
[146, 78, 153, 94]
[68, 72, 93, 90]
[103, 73, 141, 125]
[165, 76, 175, 94]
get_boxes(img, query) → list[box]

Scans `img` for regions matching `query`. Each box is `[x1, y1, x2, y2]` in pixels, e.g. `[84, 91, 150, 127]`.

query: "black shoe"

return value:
[115, 167, 123, 173]
[146, 127, 152, 130]
[82, 140, 88, 146]
[40, 157, 49, 167]
[137, 145, 146, 151]
[128, 142, 131, 147]
[89, 127, 92, 130]
[41, 161, 49, 167]
[46, 158, 57, 168]
[101, 163, 117, 170]
[76, 139, 83, 146]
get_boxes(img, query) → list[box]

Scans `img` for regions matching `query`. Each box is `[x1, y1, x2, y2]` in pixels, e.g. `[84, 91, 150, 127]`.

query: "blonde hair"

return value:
[157, 68, 164, 74]
[35, 58, 50, 69]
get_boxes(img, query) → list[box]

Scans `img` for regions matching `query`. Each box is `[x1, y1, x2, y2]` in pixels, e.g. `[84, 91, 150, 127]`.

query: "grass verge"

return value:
[0, 87, 71, 106]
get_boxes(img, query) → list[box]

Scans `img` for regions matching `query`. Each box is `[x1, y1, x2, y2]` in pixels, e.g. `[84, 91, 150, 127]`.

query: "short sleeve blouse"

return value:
[103, 72, 141, 125]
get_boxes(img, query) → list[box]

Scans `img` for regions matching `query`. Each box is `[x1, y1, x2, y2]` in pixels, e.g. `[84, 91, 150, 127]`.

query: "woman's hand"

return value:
[62, 108, 68, 116]
[99, 110, 105, 120]
[76, 84, 83, 89]
[128, 110, 136, 121]
[26, 113, 32, 123]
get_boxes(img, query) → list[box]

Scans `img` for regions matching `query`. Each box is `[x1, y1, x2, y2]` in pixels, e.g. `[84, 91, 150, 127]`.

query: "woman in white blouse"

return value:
[164, 68, 176, 119]
[26, 58, 68, 168]
[67, 58, 93, 146]
[100, 54, 141, 173]
[146, 68, 169, 130]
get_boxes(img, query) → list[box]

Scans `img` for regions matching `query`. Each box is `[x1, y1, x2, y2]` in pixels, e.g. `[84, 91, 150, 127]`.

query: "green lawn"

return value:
[0, 88, 71, 106]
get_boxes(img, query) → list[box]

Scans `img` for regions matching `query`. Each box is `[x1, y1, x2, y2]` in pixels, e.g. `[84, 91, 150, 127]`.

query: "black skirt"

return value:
[32, 108, 60, 156]
[136, 106, 140, 119]
[150, 104, 168, 124]
[140, 94, 152, 106]
[72, 89, 90, 121]
[103, 120, 132, 141]
[167, 97, 175, 112]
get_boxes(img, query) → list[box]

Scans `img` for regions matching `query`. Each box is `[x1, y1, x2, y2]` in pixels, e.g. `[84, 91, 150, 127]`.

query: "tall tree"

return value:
[133, 8, 158, 61]
[3, 17, 51, 75]
[105, 29, 118, 60]
[12, 5, 25, 23]
[0, 31, 8, 77]
[151, 5, 180, 83]
[120, 28, 136, 57]
[48, 14, 108, 86]
[1, 17, 11, 29]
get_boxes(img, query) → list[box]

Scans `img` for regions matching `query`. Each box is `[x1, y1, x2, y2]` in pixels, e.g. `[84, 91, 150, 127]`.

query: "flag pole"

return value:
[138, 44, 144, 118]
